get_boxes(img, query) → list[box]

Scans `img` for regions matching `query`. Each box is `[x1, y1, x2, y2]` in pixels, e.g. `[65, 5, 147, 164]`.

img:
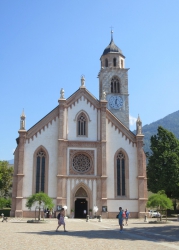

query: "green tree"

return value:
[0, 197, 7, 209]
[26, 192, 54, 220]
[0, 161, 13, 197]
[147, 191, 173, 210]
[147, 126, 179, 200]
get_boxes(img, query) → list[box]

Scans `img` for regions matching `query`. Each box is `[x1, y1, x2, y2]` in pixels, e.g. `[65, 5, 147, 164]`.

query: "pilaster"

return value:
[136, 134, 148, 218]
[99, 100, 108, 210]
[57, 98, 67, 207]
[15, 129, 26, 217]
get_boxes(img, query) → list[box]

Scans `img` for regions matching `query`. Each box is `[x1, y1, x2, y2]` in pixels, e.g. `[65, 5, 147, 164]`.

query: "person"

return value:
[118, 207, 124, 232]
[56, 208, 67, 232]
[125, 209, 130, 226]
[83, 209, 87, 218]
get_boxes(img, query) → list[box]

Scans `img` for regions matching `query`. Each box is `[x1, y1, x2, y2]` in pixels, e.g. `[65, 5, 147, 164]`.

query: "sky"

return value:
[1, 0, 179, 160]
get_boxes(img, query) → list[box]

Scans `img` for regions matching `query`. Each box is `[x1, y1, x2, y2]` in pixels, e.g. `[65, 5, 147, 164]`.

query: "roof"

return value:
[102, 32, 124, 57]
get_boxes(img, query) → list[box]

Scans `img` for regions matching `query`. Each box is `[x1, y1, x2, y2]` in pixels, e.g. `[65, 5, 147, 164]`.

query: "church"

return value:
[11, 32, 147, 218]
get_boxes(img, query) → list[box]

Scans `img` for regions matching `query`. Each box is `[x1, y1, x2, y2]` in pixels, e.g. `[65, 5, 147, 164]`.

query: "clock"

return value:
[109, 96, 123, 109]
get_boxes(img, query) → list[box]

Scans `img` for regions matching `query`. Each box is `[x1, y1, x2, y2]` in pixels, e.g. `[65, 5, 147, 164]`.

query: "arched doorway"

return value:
[75, 187, 88, 218]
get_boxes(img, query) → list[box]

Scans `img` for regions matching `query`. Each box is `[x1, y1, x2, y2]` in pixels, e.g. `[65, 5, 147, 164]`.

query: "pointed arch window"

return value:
[36, 150, 46, 193]
[111, 76, 120, 93]
[117, 151, 125, 196]
[113, 58, 116, 67]
[77, 112, 87, 136]
[105, 58, 108, 67]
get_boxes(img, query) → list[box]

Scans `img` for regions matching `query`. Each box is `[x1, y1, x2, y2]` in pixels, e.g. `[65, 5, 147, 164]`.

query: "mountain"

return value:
[134, 110, 179, 154]
[8, 159, 14, 164]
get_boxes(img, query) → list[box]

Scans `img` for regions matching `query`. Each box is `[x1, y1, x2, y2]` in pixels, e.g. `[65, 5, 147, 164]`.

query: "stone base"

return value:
[15, 210, 23, 217]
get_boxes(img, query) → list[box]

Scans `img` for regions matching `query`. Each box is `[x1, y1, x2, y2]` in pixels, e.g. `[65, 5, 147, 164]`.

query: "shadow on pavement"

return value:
[17, 225, 179, 243]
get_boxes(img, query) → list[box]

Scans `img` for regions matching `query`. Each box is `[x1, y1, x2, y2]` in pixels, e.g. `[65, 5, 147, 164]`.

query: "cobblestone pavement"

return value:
[0, 217, 179, 250]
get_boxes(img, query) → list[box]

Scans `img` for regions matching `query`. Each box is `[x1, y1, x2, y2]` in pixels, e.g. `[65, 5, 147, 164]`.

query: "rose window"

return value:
[72, 154, 91, 173]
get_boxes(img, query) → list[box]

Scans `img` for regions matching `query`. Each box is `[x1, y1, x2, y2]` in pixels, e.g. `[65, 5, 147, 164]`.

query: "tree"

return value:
[0, 197, 7, 209]
[147, 191, 173, 210]
[147, 126, 179, 200]
[0, 161, 13, 198]
[26, 192, 54, 220]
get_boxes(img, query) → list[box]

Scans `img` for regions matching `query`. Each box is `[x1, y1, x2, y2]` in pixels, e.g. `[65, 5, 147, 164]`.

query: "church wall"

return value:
[106, 121, 138, 211]
[107, 200, 138, 212]
[67, 97, 97, 141]
[22, 118, 59, 210]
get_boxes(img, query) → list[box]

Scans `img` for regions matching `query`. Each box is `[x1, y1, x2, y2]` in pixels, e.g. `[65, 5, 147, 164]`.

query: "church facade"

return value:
[11, 33, 147, 218]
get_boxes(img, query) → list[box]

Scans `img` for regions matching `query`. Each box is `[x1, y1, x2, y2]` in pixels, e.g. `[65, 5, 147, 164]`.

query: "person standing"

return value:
[125, 209, 130, 226]
[56, 208, 67, 232]
[118, 207, 124, 232]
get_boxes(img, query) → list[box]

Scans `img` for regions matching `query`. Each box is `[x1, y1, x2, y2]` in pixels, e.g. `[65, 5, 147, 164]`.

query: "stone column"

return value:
[136, 134, 148, 218]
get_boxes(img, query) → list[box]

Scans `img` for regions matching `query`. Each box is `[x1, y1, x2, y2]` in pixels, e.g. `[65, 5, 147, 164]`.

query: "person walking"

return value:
[56, 208, 67, 232]
[125, 209, 130, 226]
[118, 207, 124, 232]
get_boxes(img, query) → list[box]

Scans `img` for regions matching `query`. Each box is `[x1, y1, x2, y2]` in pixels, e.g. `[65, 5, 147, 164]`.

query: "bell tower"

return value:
[98, 31, 129, 128]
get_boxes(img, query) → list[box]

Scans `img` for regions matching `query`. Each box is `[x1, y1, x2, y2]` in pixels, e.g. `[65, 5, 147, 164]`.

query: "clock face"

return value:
[109, 96, 123, 109]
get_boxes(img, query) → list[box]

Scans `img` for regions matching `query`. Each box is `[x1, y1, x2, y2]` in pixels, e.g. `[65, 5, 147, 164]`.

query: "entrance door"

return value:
[75, 198, 88, 218]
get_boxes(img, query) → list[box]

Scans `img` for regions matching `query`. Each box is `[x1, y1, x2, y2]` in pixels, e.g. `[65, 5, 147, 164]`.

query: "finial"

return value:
[80, 75, 85, 88]
[20, 109, 26, 130]
[21, 109, 25, 118]
[110, 26, 114, 41]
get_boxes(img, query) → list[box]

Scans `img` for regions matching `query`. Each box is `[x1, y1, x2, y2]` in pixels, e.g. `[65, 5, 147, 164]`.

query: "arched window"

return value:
[116, 151, 125, 196]
[113, 58, 116, 67]
[111, 76, 120, 93]
[105, 58, 108, 67]
[77, 112, 87, 136]
[36, 150, 46, 193]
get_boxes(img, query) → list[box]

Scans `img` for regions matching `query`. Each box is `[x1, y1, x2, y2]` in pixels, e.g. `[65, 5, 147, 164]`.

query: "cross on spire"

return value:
[110, 26, 114, 41]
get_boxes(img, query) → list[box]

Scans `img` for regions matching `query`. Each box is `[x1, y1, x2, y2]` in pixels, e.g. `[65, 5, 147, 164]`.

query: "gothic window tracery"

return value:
[75, 187, 87, 197]
[116, 151, 125, 196]
[72, 154, 91, 173]
[111, 76, 120, 93]
[36, 150, 46, 193]
[77, 112, 87, 136]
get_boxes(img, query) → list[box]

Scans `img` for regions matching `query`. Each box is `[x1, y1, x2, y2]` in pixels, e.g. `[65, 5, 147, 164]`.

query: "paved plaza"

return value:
[0, 217, 179, 250]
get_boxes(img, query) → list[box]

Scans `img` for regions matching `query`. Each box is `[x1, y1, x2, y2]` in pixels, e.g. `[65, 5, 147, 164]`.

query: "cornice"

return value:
[57, 175, 102, 179]
[26, 106, 59, 141]
[66, 88, 100, 110]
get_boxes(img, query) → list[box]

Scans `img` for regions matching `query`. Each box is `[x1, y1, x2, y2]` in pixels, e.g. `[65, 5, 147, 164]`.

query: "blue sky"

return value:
[1, 0, 179, 160]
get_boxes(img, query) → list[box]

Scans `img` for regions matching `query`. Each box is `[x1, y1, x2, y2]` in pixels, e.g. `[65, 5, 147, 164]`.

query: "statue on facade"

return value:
[60, 88, 65, 99]
[81, 75, 85, 87]
[136, 115, 142, 135]
[101, 90, 106, 100]
[20, 109, 26, 130]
